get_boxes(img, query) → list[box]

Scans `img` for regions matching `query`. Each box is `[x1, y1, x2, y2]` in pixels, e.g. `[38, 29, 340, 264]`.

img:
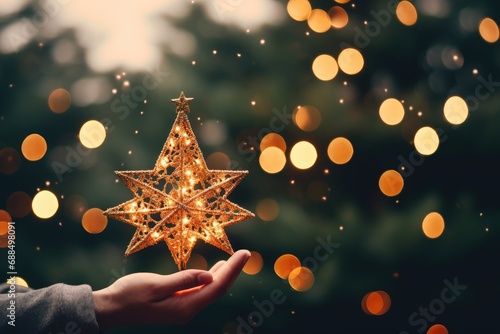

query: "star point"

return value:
[171, 91, 194, 113]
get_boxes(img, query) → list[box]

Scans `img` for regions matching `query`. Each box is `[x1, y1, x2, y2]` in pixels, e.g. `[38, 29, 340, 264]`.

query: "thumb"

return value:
[160, 270, 213, 295]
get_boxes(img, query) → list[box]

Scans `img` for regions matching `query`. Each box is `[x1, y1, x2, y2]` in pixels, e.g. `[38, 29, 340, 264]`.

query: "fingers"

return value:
[209, 260, 226, 274]
[157, 270, 213, 297]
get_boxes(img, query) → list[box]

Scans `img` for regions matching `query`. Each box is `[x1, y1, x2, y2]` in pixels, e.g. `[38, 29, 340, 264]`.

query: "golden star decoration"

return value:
[104, 92, 254, 270]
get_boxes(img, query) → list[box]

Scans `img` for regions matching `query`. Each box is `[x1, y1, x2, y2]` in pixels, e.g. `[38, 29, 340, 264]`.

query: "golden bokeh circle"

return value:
[422, 212, 445, 239]
[312, 54, 339, 81]
[414, 126, 439, 156]
[21, 134, 47, 161]
[294, 105, 322, 132]
[327, 137, 354, 164]
[82, 208, 108, 234]
[443, 96, 468, 125]
[362, 291, 391, 315]
[290, 141, 317, 170]
[289, 266, 314, 291]
[243, 251, 263, 275]
[259, 147, 286, 174]
[329, 6, 349, 29]
[48, 88, 72, 113]
[260, 133, 286, 153]
[378, 170, 404, 197]
[32, 190, 59, 219]
[274, 254, 301, 279]
[379, 98, 405, 125]
[396, 1, 418, 26]
[479, 18, 500, 43]
[256, 198, 279, 222]
[338, 48, 364, 75]
[287, 0, 312, 22]
[206, 152, 231, 170]
[79, 120, 107, 149]
[308, 9, 331, 33]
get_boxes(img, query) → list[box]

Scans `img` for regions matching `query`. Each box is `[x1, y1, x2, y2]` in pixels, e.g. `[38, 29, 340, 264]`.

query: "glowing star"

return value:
[104, 92, 254, 270]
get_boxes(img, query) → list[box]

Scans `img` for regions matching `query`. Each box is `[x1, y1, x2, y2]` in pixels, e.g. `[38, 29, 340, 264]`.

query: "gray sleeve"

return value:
[0, 283, 100, 334]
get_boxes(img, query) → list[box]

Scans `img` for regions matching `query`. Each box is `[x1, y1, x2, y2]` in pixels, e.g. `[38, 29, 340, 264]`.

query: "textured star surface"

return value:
[104, 92, 254, 270]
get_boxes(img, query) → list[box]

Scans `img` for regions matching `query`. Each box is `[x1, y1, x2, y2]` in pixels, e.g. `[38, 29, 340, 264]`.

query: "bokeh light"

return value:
[334, 0, 350, 3]
[307, 9, 331, 33]
[396, 1, 418, 26]
[422, 212, 445, 239]
[7, 191, 31, 218]
[259, 147, 286, 174]
[379, 98, 405, 125]
[362, 291, 391, 315]
[0, 147, 21, 175]
[260, 133, 286, 153]
[243, 251, 263, 275]
[7, 276, 29, 288]
[48, 88, 72, 113]
[427, 324, 448, 334]
[414, 126, 439, 156]
[329, 6, 348, 29]
[289, 266, 314, 292]
[338, 48, 364, 75]
[293, 105, 322, 131]
[21, 134, 47, 161]
[327, 137, 354, 164]
[378, 170, 404, 197]
[290, 141, 317, 170]
[32, 190, 59, 219]
[256, 198, 279, 222]
[312, 54, 339, 81]
[479, 18, 499, 43]
[443, 96, 468, 125]
[0, 210, 11, 224]
[81, 208, 108, 234]
[286, 0, 311, 22]
[274, 254, 301, 279]
[0, 222, 8, 236]
[206, 152, 231, 170]
[186, 253, 208, 270]
[79, 120, 107, 149]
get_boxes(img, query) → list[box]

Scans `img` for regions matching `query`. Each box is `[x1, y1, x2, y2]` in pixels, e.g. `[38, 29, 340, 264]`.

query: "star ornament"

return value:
[104, 92, 254, 270]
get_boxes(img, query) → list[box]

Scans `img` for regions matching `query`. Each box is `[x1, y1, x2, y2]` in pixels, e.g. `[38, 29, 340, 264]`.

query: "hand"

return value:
[92, 249, 251, 332]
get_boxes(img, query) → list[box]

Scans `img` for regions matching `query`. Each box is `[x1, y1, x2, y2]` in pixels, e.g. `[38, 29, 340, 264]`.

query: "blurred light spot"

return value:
[443, 96, 468, 125]
[0, 147, 21, 175]
[21, 134, 47, 161]
[206, 152, 231, 170]
[52, 39, 78, 64]
[0, 210, 12, 225]
[7, 191, 31, 218]
[338, 48, 364, 75]
[362, 291, 391, 315]
[422, 212, 445, 238]
[71, 77, 112, 107]
[0, 222, 8, 236]
[427, 324, 448, 334]
[293, 105, 322, 131]
[0, 0, 29, 16]
[79, 120, 106, 149]
[312, 54, 338, 81]
[200, 120, 227, 146]
[48, 88, 72, 113]
[329, 6, 349, 29]
[8, 276, 28, 288]
[32, 190, 59, 219]
[287, 0, 311, 22]
[259, 147, 286, 174]
[334, 0, 350, 3]
[289, 266, 314, 291]
[82, 208, 108, 234]
[0, 20, 32, 53]
[274, 254, 301, 279]
[307, 180, 330, 202]
[290, 141, 317, 170]
[479, 18, 499, 43]
[379, 170, 404, 197]
[243, 251, 263, 275]
[441, 46, 463, 70]
[327, 137, 354, 164]
[256, 198, 279, 222]
[414, 126, 439, 155]
[260, 133, 286, 153]
[415, 0, 450, 18]
[64, 195, 88, 221]
[459, 8, 482, 33]
[396, 1, 418, 26]
[308, 9, 331, 33]
[379, 98, 405, 125]
[186, 253, 208, 270]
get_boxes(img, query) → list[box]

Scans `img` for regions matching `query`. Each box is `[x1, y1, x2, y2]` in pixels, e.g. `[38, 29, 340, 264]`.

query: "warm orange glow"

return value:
[48, 88, 72, 113]
[327, 137, 354, 164]
[21, 134, 47, 161]
[378, 170, 404, 197]
[290, 141, 317, 170]
[256, 198, 279, 222]
[206, 152, 230, 170]
[7, 191, 31, 218]
[243, 251, 263, 275]
[479, 18, 499, 43]
[260, 133, 286, 153]
[0, 147, 21, 175]
[186, 253, 208, 270]
[0, 210, 12, 224]
[379, 98, 405, 125]
[308, 9, 331, 33]
[0, 222, 8, 236]
[274, 254, 301, 279]
[79, 120, 107, 149]
[82, 208, 108, 234]
[363, 291, 391, 315]
[338, 48, 364, 75]
[259, 147, 286, 174]
[287, 0, 311, 22]
[294, 105, 322, 131]
[396, 1, 418, 26]
[32, 190, 59, 219]
[312, 54, 339, 81]
[289, 266, 314, 291]
[7, 276, 29, 288]
[427, 324, 448, 334]
[329, 6, 348, 29]
[422, 212, 445, 239]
